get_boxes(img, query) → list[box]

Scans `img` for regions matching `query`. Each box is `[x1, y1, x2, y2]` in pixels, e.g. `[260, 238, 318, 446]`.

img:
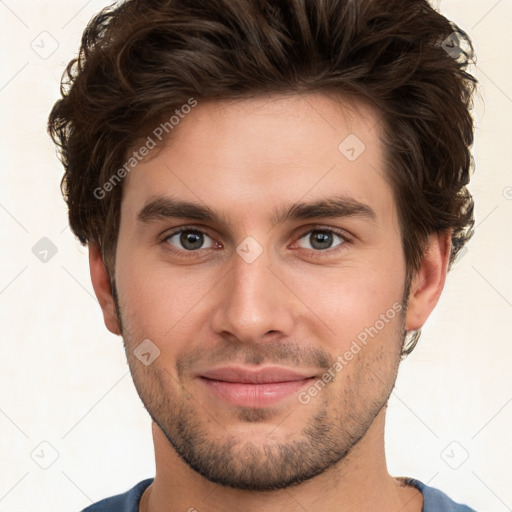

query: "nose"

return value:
[210, 242, 296, 345]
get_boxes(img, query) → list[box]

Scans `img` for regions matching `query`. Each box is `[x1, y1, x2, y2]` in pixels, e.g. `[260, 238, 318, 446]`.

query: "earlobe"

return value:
[89, 243, 121, 336]
[405, 231, 452, 332]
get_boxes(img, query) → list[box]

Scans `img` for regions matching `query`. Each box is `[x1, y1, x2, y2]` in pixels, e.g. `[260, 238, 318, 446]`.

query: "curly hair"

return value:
[48, 0, 477, 356]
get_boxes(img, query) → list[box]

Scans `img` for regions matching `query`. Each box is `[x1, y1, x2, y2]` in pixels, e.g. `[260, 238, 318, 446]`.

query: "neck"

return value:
[141, 408, 422, 512]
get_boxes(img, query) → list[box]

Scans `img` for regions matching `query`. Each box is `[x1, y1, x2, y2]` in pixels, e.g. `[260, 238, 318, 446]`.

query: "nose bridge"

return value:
[210, 239, 294, 342]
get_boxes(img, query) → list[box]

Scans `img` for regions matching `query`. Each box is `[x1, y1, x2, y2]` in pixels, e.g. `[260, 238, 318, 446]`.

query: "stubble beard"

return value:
[113, 284, 408, 491]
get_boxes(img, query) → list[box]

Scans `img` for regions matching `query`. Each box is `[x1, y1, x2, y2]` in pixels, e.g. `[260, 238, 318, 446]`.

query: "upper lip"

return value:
[199, 366, 316, 384]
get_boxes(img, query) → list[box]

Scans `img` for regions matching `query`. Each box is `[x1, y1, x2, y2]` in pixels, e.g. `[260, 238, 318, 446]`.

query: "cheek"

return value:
[304, 271, 405, 400]
[115, 256, 219, 346]
[287, 257, 405, 350]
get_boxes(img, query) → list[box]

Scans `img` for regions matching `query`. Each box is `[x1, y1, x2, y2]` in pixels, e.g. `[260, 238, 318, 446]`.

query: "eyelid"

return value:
[160, 224, 353, 256]
[161, 225, 219, 247]
[293, 224, 353, 243]
[161, 224, 215, 240]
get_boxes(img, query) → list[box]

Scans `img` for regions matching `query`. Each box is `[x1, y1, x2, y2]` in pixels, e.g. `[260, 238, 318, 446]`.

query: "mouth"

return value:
[197, 366, 317, 407]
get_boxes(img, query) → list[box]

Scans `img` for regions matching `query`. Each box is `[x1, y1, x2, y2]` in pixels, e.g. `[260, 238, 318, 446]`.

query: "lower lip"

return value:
[199, 377, 314, 407]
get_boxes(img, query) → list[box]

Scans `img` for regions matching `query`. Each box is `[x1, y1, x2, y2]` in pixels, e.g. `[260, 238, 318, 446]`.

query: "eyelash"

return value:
[160, 225, 352, 259]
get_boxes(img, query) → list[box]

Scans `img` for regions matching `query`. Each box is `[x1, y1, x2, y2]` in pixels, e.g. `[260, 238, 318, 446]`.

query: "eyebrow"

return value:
[137, 194, 377, 227]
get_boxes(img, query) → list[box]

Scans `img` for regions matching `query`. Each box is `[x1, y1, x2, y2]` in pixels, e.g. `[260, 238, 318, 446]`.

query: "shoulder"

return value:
[80, 479, 154, 512]
[406, 478, 479, 512]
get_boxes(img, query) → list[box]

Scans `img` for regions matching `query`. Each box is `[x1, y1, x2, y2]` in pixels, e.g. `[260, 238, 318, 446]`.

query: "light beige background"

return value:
[0, 0, 511, 511]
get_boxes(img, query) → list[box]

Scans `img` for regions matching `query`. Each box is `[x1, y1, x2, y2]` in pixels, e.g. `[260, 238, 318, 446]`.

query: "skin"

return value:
[89, 93, 451, 512]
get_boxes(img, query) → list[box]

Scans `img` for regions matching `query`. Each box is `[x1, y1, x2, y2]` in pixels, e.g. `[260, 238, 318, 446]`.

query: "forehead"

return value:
[120, 93, 395, 229]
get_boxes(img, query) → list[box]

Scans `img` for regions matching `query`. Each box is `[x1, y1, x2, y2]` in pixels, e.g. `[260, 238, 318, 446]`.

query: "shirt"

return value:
[81, 477, 478, 511]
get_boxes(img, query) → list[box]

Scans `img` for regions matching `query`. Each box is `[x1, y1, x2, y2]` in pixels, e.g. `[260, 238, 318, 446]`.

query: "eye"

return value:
[163, 228, 217, 252]
[296, 229, 347, 252]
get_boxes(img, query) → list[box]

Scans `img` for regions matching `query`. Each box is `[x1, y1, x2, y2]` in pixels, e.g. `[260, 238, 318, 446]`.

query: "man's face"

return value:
[113, 93, 409, 490]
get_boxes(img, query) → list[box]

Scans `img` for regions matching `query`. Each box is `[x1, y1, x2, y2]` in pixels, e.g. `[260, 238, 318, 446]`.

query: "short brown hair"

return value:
[48, 0, 477, 354]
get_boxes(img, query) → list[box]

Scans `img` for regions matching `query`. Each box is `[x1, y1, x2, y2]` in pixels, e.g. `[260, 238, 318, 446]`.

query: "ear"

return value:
[89, 243, 121, 336]
[405, 231, 452, 331]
